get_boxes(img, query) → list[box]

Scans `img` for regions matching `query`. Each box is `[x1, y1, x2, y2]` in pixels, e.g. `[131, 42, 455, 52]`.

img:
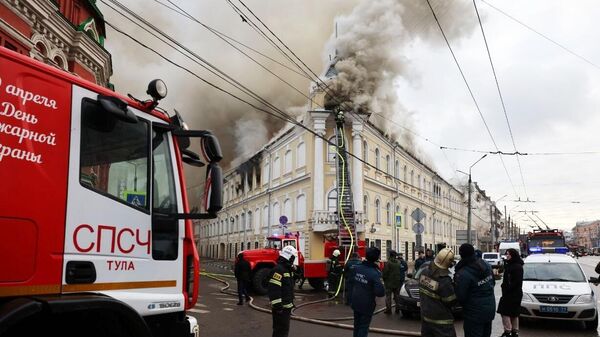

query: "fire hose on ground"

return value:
[200, 271, 421, 336]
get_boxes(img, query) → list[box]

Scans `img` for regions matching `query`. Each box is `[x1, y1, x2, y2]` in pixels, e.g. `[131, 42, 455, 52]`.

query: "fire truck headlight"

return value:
[147, 79, 168, 100]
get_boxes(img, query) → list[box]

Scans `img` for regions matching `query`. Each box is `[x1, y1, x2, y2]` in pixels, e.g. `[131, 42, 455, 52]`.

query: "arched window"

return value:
[327, 136, 337, 162]
[375, 148, 380, 169]
[247, 211, 252, 231]
[404, 208, 408, 229]
[254, 209, 260, 232]
[363, 140, 368, 162]
[284, 150, 292, 174]
[418, 174, 421, 189]
[263, 206, 269, 230]
[273, 202, 280, 225]
[327, 189, 338, 212]
[235, 215, 239, 232]
[395, 160, 399, 178]
[396, 205, 401, 227]
[403, 165, 407, 182]
[386, 155, 391, 174]
[386, 202, 391, 225]
[35, 41, 47, 57]
[297, 142, 306, 168]
[273, 157, 280, 178]
[54, 56, 65, 70]
[410, 170, 414, 185]
[296, 195, 306, 221]
[263, 163, 270, 185]
[240, 213, 246, 231]
[375, 198, 381, 223]
[283, 198, 292, 222]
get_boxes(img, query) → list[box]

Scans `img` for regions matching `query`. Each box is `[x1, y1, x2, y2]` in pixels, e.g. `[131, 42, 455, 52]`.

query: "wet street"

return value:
[191, 256, 600, 337]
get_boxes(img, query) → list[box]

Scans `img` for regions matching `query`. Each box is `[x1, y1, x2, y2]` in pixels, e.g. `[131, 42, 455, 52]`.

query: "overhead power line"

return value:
[440, 146, 600, 156]
[480, 0, 600, 72]
[425, 0, 519, 198]
[472, 0, 529, 200]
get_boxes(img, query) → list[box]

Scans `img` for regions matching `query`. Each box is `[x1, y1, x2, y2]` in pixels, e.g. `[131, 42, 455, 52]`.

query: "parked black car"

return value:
[397, 262, 462, 318]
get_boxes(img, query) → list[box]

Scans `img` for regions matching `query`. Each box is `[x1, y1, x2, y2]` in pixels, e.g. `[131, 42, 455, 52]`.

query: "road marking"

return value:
[223, 308, 234, 311]
[195, 303, 208, 308]
[188, 308, 210, 314]
[217, 297, 238, 301]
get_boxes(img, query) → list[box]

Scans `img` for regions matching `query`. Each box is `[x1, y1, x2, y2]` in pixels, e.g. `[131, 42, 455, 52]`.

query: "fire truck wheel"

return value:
[252, 268, 272, 295]
[308, 278, 325, 291]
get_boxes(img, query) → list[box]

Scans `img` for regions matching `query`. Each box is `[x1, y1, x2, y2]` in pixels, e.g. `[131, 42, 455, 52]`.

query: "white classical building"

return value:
[195, 90, 468, 262]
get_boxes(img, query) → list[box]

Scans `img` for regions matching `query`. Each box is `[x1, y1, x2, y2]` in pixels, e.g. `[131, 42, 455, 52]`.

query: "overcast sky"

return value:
[98, 0, 600, 231]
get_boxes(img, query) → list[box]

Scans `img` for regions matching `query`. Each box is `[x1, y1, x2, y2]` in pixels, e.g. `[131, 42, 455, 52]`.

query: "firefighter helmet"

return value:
[332, 249, 341, 257]
[434, 248, 455, 270]
[280, 245, 298, 263]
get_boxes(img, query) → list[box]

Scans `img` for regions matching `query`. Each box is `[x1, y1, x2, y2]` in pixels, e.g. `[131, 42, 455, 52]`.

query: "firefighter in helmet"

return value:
[268, 245, 297, 337]
[327, 249, 343, 298]
[419, 248, 457, 337]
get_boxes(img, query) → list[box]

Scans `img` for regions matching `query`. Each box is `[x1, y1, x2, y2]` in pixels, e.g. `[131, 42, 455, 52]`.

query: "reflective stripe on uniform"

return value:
[420, 288, 440, 300]
[269, 279, 282, 286]
[270, 298, 282, 305]
[421, 288, 455, 302]
[423, 316, 454, 325]
[442, 294, 456, 302]
[283, 273, 291, 277]
[282, 303, 294, 308]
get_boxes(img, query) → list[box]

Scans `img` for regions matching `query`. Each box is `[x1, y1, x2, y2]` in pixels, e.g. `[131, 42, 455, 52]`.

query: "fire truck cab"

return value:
[0, 48, 222, 337]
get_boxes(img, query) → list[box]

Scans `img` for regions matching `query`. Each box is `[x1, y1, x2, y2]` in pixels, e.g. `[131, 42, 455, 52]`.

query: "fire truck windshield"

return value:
[528, 237, 565, 248]
[266, 239, 282, 250]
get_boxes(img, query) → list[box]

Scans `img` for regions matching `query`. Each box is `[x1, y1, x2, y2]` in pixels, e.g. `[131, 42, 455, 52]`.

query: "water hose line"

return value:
[200, 272, 420, 336]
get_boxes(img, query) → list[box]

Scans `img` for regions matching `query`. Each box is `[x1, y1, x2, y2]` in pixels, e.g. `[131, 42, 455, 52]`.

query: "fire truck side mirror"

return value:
[205, 162, 223, 215]
[97, 95, 138, 124]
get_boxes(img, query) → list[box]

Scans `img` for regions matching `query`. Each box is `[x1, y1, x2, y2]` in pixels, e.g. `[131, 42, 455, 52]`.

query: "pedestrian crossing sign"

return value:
[395, 213, 402, 228]
[124, 191, 146, 207]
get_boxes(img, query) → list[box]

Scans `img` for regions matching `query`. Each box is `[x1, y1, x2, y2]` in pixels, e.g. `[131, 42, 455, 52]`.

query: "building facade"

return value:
[196, 89, 469, 262]
[573, 221, 600, 249]
[0, 0, 112, 86]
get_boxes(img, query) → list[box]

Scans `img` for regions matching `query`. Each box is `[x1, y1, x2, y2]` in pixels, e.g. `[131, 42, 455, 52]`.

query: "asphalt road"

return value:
[191, 256, 600, 337]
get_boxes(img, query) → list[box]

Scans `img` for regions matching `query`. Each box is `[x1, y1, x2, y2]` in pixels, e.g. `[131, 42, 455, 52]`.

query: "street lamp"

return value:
[457, 154, 487, 245]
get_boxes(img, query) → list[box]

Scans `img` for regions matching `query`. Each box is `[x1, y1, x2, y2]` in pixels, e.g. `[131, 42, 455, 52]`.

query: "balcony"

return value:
[311, 210, 365, 233]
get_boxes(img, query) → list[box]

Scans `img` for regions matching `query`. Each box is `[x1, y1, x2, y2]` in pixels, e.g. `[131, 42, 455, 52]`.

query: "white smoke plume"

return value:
[231, 118, 269, 168]
[323, 0, 475, 156]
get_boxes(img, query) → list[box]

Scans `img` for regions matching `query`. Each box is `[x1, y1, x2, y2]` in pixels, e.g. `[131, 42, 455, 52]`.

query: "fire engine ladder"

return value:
[334, 112, 357, 251]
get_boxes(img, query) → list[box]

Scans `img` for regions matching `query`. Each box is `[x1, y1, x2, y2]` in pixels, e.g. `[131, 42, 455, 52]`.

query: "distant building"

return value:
[0, 0, 112, 86]
[573, 221, 600, 249]
[195, 88, 469, 262]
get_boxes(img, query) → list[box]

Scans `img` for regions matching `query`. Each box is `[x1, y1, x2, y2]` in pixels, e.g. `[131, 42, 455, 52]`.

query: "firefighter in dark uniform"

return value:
[268, 245, 297, 337]
[327, 249, 343, 298]
[419, 248, 457, 337]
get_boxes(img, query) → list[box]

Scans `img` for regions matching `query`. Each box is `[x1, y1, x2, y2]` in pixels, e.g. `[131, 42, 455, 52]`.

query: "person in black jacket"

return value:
[344, 252, 362, 305]
[454, 243, 496, 337]
[234, 252, 251, 305]
[497, 248, 524, 337]
[268, 245, 297, 337]
[352, 247, 385, 337]
[414, 250, 426, 272]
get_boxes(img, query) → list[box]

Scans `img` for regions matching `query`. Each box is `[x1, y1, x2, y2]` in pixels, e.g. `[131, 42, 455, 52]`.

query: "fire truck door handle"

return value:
[66, 261, 97, 284]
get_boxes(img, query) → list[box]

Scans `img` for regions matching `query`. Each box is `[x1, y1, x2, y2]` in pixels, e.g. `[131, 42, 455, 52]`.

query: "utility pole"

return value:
[457, 154, 487, 245]
[490, 204, 494, 252]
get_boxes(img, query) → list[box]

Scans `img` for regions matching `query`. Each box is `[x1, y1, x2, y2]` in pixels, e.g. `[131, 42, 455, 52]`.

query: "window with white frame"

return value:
[363, 140, 368, 162]
[296, 195, 306, 221]
[273, 157, 280, 178]
[363, 195, 369, 220]
[263, 163, 269, 185]
[327, 189, 338, 212]
[297, 142, 305, 168]
[284, 150, 292, 174]
[410, 170, 414, 185]
[375, 148, 380, 169]
[375, 198, 381, 223]
[241, 213, 246, 231]
[395, 160, 399, 178]
[403, 165, 407, 182]
[283, 198, 292, 222]
[254, 209, 260, 232]
[386, 202, 391, 225]
[386, 155, 391, 174]
[263, 206, 269, 229]
[327, 136, 337, 162]
[273, 202, 280, 225]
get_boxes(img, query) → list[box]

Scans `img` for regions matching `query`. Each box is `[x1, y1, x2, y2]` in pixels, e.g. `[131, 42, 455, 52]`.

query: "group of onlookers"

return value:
[234, 243, 524, 337]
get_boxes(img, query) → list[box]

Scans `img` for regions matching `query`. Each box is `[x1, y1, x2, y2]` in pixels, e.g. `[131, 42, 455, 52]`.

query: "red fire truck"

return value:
[0, 48, 223, 337]
[526, 228, 568, 255]
[242, 232, 366, 294]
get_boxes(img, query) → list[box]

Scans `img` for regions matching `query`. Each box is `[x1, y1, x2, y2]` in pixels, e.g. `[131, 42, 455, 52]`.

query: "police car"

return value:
[520, 253, 598, 330]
